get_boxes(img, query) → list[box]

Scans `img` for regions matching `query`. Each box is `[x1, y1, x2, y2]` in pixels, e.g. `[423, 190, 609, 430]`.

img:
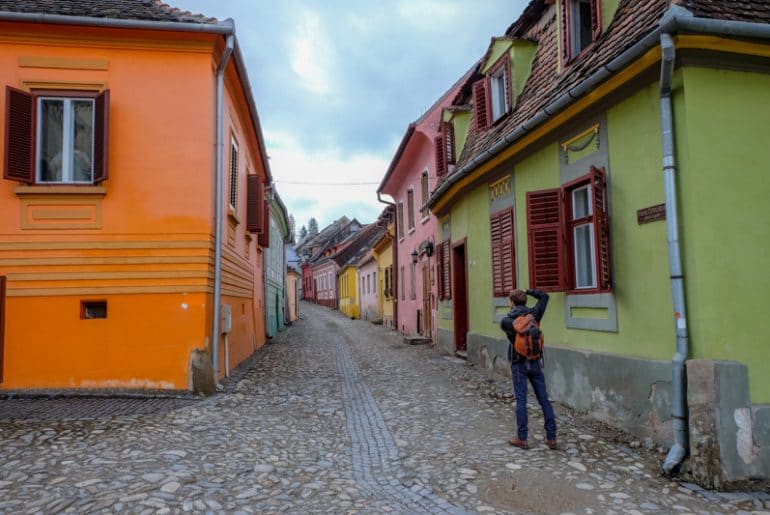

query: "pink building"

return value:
[377, 71, 471, 338]
[357, 251, 378, 322]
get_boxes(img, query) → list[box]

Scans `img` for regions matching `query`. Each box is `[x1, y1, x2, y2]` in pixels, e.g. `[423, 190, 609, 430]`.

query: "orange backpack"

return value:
[512, 313, 544, 360]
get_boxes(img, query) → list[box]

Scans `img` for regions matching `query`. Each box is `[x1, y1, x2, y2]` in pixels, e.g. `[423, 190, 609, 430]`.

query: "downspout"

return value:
[659, 33, 689, 475]
[377, 192, 398, 328]
[213, 34, 234, 382]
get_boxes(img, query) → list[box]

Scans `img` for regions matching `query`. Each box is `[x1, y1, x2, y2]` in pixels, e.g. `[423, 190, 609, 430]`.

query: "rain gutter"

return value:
[213, 34, 234, 382]
[377, 192, 398, 329]
[656, 6, 770, 474]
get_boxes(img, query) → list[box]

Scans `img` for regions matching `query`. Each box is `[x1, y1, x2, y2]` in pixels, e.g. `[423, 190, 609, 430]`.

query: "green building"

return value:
[427, 0, 770, 487]
[264, 189, 291, 338]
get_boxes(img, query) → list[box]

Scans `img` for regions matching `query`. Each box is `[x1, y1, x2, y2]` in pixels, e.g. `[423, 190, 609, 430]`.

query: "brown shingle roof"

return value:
[437, 0, 770, 201]
[0, 0, 217, 24]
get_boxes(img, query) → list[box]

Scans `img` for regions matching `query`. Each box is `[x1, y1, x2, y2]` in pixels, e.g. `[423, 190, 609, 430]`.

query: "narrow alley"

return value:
[0, 301, 766, 514]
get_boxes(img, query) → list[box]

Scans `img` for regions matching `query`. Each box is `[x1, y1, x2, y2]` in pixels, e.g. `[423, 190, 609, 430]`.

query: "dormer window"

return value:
[472, 54, 511, 132]
[562, 0, 601, 62]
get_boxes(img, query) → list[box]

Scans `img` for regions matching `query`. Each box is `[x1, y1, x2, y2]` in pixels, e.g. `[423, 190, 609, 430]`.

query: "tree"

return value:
[299, 225, 308, 239]
[308, 217, 319, 236]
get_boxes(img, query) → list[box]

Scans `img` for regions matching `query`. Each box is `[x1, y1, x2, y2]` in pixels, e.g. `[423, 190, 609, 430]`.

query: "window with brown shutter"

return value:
[439, 239, 452, 300]
[526, 166, 612, 293]
[472, 79, 490, 132]
[490, 207, 516, 297]
[397, 202, 405, 239]
[229, 139, 239, 209]
[526, 188, 565, 291]
[258, 199, 270, 247]
[4, 87, 109, 184]
[407, 189, 415, 229]
[421, 172, 429, 219]
[434, 136, 446, 177]
[443, 122, 455, 166]
[562, 0, 602, 63]
[246, 174, 264, 233]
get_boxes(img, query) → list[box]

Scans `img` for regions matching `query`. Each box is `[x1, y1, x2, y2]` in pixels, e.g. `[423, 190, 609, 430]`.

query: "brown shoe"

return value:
[508, 437, 529, 449]
[546, 439, 558, 450]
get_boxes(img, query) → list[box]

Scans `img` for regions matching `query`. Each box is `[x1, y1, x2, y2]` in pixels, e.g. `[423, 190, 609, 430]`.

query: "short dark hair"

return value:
[509, 289, 527, 306]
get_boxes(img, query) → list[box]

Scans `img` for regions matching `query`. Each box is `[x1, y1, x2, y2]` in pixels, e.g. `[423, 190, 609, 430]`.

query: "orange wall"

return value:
[0, 23, 267, 390]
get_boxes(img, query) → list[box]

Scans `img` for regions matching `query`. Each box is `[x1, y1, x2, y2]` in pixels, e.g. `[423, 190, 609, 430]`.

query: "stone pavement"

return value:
[0, 300, 768, 514]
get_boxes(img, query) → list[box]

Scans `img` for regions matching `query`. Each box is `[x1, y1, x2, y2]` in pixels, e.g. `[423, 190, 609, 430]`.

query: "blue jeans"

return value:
[511, 358, 557, 441]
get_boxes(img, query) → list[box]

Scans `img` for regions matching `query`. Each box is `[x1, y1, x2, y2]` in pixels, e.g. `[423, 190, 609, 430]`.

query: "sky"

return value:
[170, 0, 529, 235]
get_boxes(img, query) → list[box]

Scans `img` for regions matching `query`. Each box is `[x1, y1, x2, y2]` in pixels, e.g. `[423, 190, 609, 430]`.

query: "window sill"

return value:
[420, 215, 430, 225]
[14, 185, 106, 197]
[407, 227, 416, 235]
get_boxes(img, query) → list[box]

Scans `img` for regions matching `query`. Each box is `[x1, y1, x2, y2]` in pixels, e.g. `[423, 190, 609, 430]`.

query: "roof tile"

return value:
[0, 0, 217, 24]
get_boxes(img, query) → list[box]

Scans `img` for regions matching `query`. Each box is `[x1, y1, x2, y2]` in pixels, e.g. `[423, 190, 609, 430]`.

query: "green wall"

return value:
[678, 67, 770, 402]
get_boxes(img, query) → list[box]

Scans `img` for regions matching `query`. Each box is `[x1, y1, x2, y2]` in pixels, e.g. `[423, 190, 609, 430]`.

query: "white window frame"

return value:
[36, 96, 95, 184]
[570, 184, 597, 289]
[489, 67, 508, 122]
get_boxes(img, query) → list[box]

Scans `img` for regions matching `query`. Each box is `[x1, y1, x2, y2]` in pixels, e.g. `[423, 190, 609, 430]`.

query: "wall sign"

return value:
[637, 203, 666, 225]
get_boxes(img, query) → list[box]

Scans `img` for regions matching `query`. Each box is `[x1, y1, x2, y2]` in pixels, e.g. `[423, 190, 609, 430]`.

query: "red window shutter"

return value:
[591, 166, 611, 290]
[472, 79, 489, 132]
[4, 86, 33, 183]
[442, 240, 452, 300]
[434, 136, 446, 177]
[491, 208, 516, 297]
[93, 89, 110, 183]
[590, 0, 602, 40]
[443, 122, 455, 165]
[561, 0, 571, 62]
[247, 175, 264, 233]
[258, 199, 270, 247]
[527, 189, 565, 291]
[436, 242, 443, 300]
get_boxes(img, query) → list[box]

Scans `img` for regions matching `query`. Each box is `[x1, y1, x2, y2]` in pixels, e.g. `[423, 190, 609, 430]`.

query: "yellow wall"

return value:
[338, 266, 359, 319]
[0, 22, 266, 390]
[374, 229, 394, 328]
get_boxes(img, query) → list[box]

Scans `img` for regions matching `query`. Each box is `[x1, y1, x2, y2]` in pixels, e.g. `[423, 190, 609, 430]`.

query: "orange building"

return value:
[0, 2, 272, 393]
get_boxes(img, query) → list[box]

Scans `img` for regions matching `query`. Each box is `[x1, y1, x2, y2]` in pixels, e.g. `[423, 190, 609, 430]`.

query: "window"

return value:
[407, 189, 415, 230]
[81, 300, 107, 319]
[410, 262, 416, 300]
[373, 271, 376, 294]
[472, 55, 511, 132]
[421, 171, 430, 218]
[4, 87, 109, 184]
[229, 139, 239, 209]
[247, 174, 265, 233]
[397, 202, 405, 239]
[400, 266, 405, 300]
[434, 122, 455, 178]
[562, 0, 602, 62]
[490, 207, 516, 297]
[489, 61, 510, 122]
[437, 240, 452, 300]
[526, 166, 610, 293]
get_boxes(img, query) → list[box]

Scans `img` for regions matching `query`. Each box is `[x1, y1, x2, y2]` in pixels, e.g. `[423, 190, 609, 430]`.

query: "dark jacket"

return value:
[500, 289, 549, 362]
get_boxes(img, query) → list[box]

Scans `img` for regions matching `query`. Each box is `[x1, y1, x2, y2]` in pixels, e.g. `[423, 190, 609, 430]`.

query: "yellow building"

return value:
[373, 209, 395, 329]
[337, 265, 359, 319]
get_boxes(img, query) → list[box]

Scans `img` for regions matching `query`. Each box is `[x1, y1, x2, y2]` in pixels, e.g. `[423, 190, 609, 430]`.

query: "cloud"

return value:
[169, 0, 528, 230]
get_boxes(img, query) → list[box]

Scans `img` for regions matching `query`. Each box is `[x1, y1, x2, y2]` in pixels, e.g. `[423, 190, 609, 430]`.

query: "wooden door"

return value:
[422, 263, 432, 337]
[452, 242, 468, 353]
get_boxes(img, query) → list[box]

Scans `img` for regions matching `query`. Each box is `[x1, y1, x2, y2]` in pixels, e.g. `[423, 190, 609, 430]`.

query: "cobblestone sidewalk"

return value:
[0, 300, 767, 514]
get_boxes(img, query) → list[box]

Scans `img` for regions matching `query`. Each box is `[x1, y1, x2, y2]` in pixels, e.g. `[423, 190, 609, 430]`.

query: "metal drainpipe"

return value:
[213, 34, 234, 383]
[659, 33, 690, 475]
[377, 192, 398, 328]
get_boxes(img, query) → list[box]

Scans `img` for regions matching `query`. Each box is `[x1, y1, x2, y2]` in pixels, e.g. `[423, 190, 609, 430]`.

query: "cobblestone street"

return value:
[0, 300, 767, 514]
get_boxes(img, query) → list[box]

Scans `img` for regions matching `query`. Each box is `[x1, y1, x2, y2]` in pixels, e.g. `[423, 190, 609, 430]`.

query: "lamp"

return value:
[411, 249, 419, 264]
[425, 241, 434, 257]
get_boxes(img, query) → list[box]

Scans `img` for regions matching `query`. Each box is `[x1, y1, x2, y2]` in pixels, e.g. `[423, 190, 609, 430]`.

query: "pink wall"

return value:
[313, 261, 337, 308]
[358, 257, 378, 321]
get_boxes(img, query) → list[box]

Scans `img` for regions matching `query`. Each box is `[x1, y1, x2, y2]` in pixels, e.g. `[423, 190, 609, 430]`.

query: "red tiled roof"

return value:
[0, 0, 217, 24]
[437, 0, 770, 201]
